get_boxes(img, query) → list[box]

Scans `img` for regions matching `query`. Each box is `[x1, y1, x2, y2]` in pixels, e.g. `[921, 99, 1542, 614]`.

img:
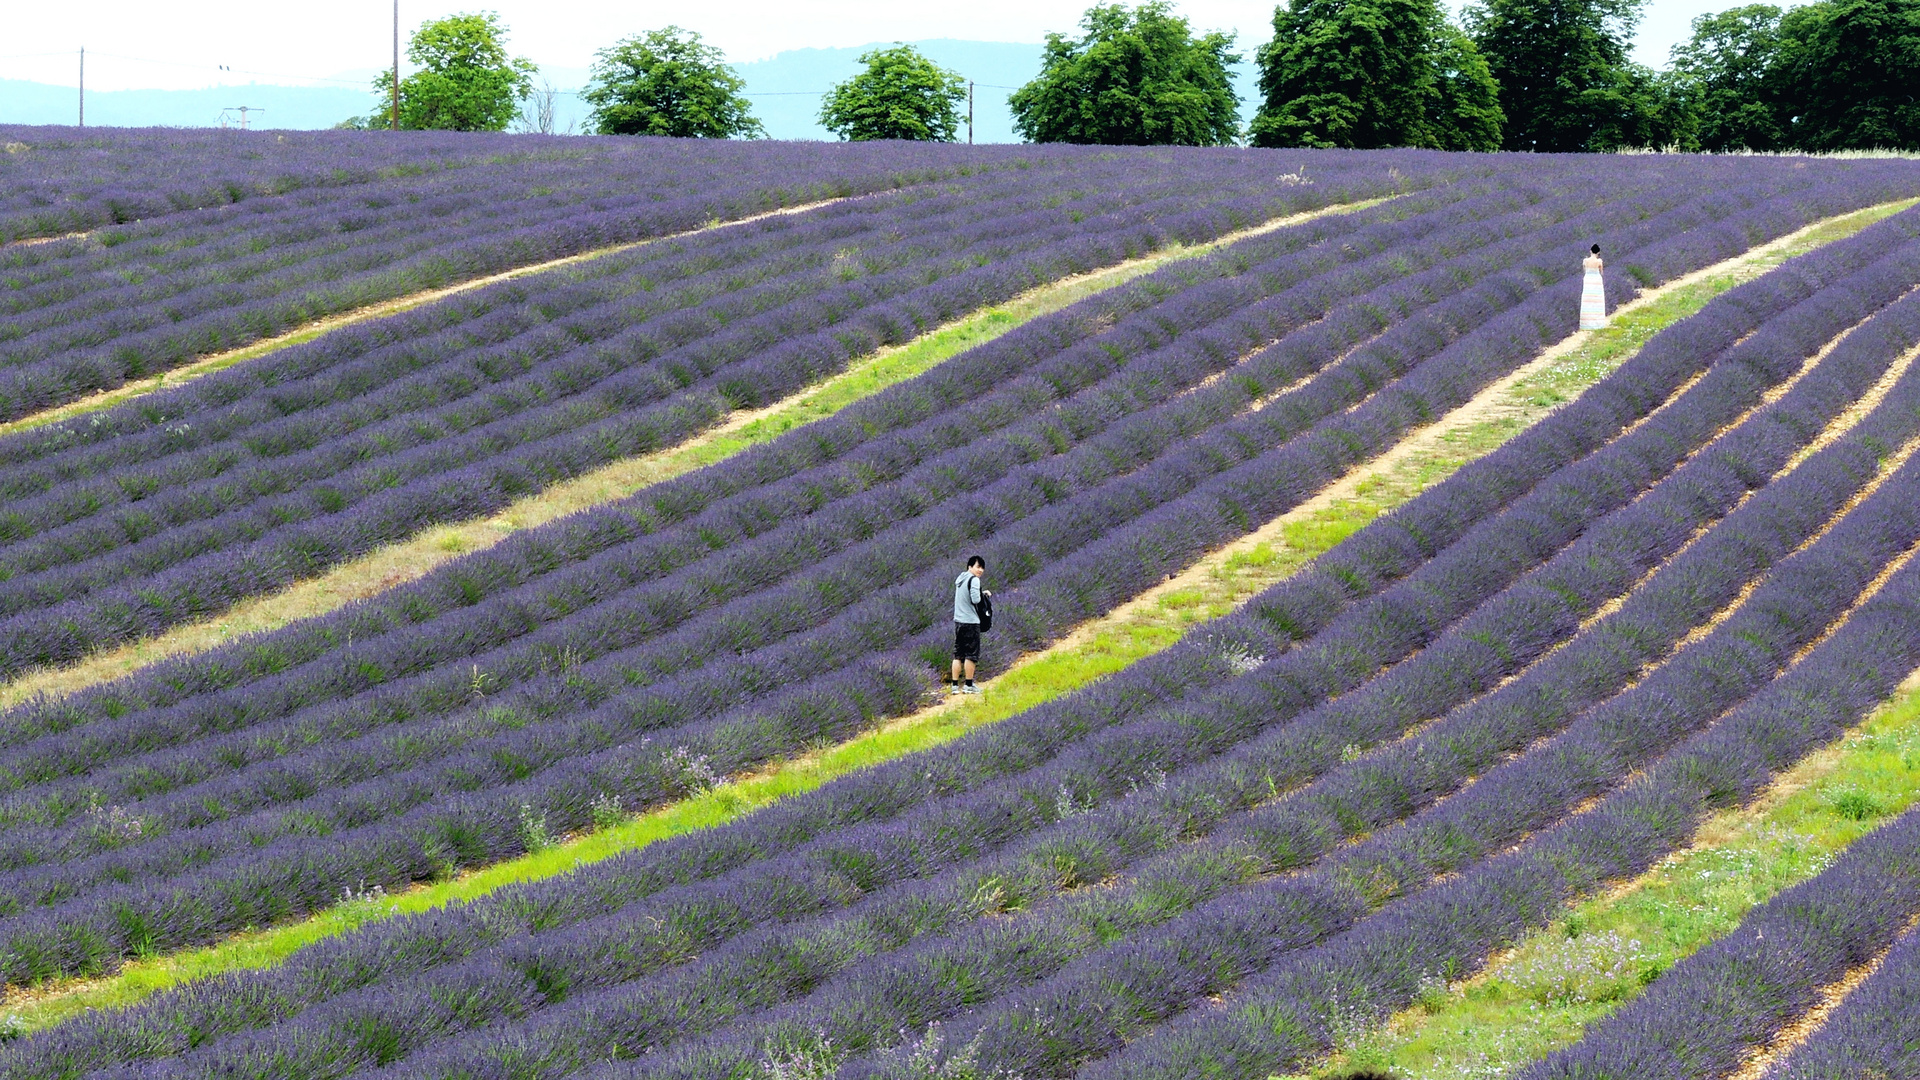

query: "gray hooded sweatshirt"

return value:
[953, 571, 982, 624]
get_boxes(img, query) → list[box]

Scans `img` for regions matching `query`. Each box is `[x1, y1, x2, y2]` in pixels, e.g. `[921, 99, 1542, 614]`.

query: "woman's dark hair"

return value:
[1591, 243, 1602, 255]
[967, 555, 986, 569]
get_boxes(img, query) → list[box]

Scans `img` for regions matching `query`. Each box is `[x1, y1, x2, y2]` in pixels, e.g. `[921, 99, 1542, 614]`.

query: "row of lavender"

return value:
[9, 184, 1918, 1076]
[0, 144, 1359, 421]
[0, 181, 1539, 810]
[7, 155, 1889, 737]
[1513, 798, 1920, 1080]
[1, 150, 924, 406]
[1076, 494, 1920, 1080]
[0, 166, 1872, 786]
[368, 237, 1920, 1080]
[489, 223, 1920, 1080]
[0, 171, 1666, 972]
[3, 170, 1904, 991]
[1764, 808, 1920, 1080]
[0, 166, 1835, 926]
[0, 128, 1101, 251]
[1056, 241, 1920, 1079]
[0, 152, 1441, 677]
[0, 127, 622, 240]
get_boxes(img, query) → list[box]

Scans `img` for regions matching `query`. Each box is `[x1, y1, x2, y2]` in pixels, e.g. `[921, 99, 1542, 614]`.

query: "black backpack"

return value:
[974, 591, 993, 633]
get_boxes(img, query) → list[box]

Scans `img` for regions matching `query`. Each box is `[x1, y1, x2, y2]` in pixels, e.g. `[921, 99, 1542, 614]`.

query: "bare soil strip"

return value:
[1, 231, 89, 249]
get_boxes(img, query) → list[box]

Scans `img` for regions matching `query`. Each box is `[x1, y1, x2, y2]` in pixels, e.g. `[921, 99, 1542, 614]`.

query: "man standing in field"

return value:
[951, 555, 989, 694]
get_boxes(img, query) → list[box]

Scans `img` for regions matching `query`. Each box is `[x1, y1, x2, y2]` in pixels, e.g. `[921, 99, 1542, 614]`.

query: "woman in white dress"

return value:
[1580, 243, 1608, 330]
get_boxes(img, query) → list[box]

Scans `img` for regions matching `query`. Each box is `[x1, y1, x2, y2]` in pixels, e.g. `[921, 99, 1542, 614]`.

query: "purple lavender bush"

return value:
[0, 173, 1799, 979]
[0, 155, 1478, 674]
[15, 189, 1920, 1068]
[1076, 521, 1920, 1080]
[1518, 801, 1920, 1080]
[0, 145, 1428, 420]
[4, 152, 1920, 1074]
[1767, 908, 1920, 1080]
[378, 286, 1920, 1080]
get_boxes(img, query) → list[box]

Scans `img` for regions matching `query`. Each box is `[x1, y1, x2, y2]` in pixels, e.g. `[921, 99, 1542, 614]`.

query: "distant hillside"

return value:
[0, 78, 377, 130]
[0, 40, 1260, 139]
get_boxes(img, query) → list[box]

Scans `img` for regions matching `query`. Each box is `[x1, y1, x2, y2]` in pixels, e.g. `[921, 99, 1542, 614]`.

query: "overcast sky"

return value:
[2, 0, 1727, 93]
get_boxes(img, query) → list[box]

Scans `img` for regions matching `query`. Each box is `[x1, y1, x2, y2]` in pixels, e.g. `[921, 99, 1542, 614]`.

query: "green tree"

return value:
[1427, 24, 1507, 150]
[1771, 0, 1920, 150]
[1465, 0, 1661, 150]
[819, 45, 967, 141]
[1009, 2, 1240, 145]
[584, 26, 764, 138]
[372, 11, 536, 131]
[1251, 0, 1502, 150]
[1667, 5, 1785, 151]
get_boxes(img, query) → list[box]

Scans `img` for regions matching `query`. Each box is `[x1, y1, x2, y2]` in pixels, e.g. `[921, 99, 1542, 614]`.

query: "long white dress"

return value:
[1579, 253, 1608, 330]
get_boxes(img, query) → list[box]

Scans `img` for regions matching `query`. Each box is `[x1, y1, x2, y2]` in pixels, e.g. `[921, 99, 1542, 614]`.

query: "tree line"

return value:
[347, 0, 1920, 153]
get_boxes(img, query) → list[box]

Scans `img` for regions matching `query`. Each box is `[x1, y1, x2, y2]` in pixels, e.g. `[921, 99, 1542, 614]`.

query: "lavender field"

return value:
[2, 130, 1919, 1080]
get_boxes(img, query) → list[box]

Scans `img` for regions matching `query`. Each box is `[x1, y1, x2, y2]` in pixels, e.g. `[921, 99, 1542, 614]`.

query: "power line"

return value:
[73, 50, 372, 87]
[2, 48, 375, 95]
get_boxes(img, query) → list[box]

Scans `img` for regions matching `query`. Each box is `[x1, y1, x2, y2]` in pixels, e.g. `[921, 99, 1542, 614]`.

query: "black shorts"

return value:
[954, 622, 981, 662]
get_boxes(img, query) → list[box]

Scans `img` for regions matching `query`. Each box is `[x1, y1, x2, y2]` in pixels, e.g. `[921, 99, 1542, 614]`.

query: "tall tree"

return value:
[1427, 23, 1507, 150]
[1009, 2, 1241, 145]
[1252, 0, 1501, 150]
[372, 11, 537, 132]
[1771, 0, 1920, 151]
[1465, 0, 1658, 150]
[819, 45, 967, 141]
[1667, 5, 1785, 151]
[584, 27, 764, 138]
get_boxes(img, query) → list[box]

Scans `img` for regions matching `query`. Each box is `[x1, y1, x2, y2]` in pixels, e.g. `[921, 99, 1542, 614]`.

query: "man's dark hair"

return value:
[967, 555, 986, 569]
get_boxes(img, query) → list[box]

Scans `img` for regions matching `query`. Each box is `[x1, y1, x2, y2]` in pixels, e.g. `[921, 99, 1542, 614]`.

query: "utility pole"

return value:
[226, 106, 265, 130]
[78, 47, 84, 127]
[967, 80, 973, 145]
[391, 0, 400, 130]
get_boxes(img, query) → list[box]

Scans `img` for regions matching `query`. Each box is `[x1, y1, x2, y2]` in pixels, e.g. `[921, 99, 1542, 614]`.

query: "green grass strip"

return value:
[1307, 677, 1920, 1080]
[4, 197, 1906, 1034]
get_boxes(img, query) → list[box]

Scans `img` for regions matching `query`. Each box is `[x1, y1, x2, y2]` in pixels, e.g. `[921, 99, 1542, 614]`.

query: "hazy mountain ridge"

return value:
[0, 40, 1260, 139]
